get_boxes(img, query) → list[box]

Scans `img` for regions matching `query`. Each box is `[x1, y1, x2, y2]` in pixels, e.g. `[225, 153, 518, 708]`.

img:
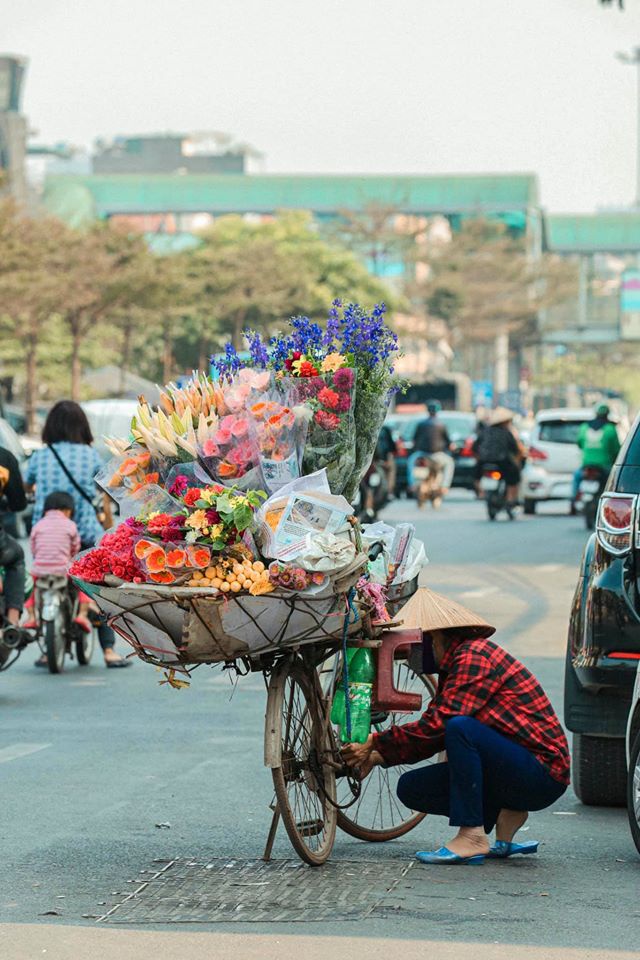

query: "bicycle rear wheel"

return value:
[324, 657, 437, 842]
[267, 658, 337, 866]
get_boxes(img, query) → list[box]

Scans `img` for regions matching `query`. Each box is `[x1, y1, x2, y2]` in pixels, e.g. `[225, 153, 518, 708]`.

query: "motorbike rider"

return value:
[0, 445, 27, 628]
[408, 401, 454, 496]
[572, 403, 621, 506]
[476, 408, 524, 507]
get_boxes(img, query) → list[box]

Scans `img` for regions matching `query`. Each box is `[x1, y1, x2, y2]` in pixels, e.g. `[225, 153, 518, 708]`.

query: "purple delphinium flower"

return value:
[323, 298, 342, 350]
[290, 316, 323, 354]
[244, 329, 270, 368]
[211, 342, 242, 380]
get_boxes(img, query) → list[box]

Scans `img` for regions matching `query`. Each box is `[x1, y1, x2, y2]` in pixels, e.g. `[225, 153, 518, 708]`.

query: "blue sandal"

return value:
[416, 846, 485, 865]
[487, 840, 539, 858]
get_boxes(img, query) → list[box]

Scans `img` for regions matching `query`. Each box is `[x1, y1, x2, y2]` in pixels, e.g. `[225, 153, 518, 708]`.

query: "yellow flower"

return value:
[185, 509, 208, 531]
[321, 353, 345, 373]
[208, 523, 224, 540]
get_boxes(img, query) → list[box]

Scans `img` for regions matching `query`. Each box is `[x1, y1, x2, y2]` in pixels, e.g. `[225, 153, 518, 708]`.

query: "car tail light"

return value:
[528, 446, 548, 462]
[597, 493, 635, 555]
[608, 651, 640, 660]
[395, 439, 407, 457]
[461, 436, 475, 457]
[485, 470, 502, 480]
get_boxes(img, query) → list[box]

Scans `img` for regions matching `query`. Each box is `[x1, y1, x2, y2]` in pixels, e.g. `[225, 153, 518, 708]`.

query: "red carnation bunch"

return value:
[69, 524, 142, 584]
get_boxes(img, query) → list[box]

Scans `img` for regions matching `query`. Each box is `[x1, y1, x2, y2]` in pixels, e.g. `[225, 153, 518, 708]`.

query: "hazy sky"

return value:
[4, 0, 640, 212]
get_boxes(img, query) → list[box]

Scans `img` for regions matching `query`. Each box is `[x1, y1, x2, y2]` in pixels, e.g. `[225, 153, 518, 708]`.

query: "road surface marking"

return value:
[69, 680, 107, 687]
[459, 587, 498, 599]
[536, 563, 561, 572]
[0, 743, 51, 764]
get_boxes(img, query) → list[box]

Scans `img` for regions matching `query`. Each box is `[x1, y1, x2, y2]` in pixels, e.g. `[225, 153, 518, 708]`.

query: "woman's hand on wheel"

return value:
[354, 750, 384, 780]
[341, 734, 374, 769]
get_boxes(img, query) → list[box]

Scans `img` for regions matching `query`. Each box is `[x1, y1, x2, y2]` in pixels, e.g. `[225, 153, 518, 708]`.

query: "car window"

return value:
[438, 414, 476, 441]
[386, 417, 422, 442]
[538, 420, 587, 445]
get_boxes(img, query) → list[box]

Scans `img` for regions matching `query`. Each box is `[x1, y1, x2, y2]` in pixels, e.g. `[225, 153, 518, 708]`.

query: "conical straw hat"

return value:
[488, 406, 515, 427]
[396, 587, 495, 639]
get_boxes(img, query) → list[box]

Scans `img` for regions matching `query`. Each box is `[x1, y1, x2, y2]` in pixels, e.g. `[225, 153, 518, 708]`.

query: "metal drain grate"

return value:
[100, 857, 413, 924]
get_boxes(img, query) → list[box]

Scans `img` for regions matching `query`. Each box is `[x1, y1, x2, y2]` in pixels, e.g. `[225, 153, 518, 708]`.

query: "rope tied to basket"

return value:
[340, 586, 359, 741]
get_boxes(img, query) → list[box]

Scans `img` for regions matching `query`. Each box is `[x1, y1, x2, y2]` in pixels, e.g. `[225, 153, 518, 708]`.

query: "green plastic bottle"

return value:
[330, 646, 357, 728]
[340, 647, 376, 744]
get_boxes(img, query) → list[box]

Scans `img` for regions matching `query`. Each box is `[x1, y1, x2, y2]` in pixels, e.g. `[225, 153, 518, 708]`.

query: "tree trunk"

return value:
[232, 309, 245, 350]
[25, 339, 37, 435]
[162, 320, 173, 384]
[120, 320, 133, 395]
[71, 329, 82, 402]
[198, 331, 209, 374]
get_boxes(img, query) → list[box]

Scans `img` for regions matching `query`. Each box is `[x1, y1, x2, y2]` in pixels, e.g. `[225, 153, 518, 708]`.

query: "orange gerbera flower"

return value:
[186, 545, 211, 569]
[134, 538, 157, 560]
[119, 458, 140, 477]
[166, 548, 187, 569]
[218, 462, 238, 478]
[149, 570, 176, 584]
[146, 549, 167, 573]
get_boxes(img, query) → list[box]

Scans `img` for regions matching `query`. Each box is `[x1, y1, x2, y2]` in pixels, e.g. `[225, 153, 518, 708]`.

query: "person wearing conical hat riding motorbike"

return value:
[342, 588, 569, 865]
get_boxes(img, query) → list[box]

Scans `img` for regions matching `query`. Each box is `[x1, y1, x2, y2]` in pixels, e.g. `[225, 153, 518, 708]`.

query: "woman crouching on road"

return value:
[342, 588, 570, 865]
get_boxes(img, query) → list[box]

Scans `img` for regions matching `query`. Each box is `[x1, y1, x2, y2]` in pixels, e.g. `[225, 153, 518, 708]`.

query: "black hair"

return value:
[42, 401, 94, 446]
[43, 491, 75, 516]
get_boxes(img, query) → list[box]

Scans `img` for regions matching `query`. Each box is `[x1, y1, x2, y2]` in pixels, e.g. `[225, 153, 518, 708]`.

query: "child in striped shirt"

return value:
[28, 491, 91, 632]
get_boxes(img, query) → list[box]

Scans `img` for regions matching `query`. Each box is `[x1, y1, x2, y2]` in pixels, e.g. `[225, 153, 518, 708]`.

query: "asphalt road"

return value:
[1, 492, 638, 957]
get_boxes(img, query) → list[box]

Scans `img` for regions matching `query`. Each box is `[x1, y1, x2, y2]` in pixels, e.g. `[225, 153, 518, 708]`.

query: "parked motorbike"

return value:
[412, 455, 444, 509]
[480, 464, 517, 521]
[575, 466, 608, 531]
[355, 460, 390, 523]
[35, 575, 96, 674]
[0, 570, 36, 672]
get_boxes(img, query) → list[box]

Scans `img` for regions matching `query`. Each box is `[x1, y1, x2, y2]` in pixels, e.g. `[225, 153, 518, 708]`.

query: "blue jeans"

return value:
[572, 468, 583, 501]
[396, 716, 566, 832]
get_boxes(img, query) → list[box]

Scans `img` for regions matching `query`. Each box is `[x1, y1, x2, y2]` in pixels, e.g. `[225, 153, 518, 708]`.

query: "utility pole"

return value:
[617, 47, 640, 207]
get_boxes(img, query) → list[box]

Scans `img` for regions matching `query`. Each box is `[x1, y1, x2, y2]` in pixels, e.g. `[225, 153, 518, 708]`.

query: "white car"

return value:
[521, 408, 598, 515]
[627, 664, 640, 855]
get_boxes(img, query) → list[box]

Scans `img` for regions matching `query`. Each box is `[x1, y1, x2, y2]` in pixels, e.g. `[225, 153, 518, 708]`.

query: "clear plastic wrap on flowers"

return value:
[95, 447, 163, 504]
[277, 368, 356, 496]
[164, 460, 213, 497]
[343, 384, 392, 503]
[116, 483, 184, 521]
[197, 411, 261, 490]
[248, 395, 309, 494]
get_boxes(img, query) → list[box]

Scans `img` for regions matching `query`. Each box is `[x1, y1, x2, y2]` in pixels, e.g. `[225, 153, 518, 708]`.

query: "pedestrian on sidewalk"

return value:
[342, 587, 569, 865]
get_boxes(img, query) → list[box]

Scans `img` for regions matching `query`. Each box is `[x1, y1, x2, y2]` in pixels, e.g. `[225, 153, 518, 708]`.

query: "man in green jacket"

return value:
[572, 404, 621, 503]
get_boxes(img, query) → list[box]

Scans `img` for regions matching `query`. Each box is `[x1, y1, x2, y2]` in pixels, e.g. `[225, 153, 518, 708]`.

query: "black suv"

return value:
[565, 415, 640, 805]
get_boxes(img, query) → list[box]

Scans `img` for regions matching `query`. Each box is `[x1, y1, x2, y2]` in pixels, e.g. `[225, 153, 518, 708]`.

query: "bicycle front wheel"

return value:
[267, 658, 337, 866]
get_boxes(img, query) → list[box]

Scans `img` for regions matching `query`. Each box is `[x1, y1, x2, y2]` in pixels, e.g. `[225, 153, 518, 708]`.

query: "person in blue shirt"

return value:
[26, 401, 131, 669]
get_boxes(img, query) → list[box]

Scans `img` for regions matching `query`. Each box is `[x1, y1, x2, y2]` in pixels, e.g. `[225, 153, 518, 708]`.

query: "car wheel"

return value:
[523, 499, 536, 515]
[628, 728, 640, 856]
[573, 733, 627, 806]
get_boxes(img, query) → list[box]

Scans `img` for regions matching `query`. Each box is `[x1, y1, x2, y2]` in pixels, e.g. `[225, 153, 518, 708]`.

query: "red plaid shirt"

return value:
[373, 637, 570, 785]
